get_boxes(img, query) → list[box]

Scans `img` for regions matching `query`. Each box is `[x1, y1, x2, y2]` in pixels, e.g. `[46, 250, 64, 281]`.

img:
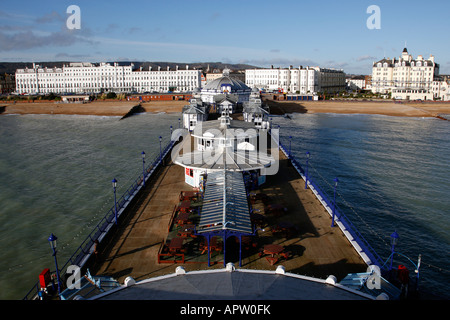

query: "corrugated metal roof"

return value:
[197, 170, 252, 235]
[174, 147, 274, 171]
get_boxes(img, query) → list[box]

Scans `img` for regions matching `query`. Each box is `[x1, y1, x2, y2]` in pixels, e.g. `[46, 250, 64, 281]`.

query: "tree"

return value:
[106, 92, 117, 99]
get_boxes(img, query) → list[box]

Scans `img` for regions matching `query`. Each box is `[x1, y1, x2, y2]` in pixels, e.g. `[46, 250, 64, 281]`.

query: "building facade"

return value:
[432, 77, 450, 101]
[15, 63, 201, 95]
[245, 66, 345, 94]
[371, 48, 440, 100]
[0, 74, 15, 94]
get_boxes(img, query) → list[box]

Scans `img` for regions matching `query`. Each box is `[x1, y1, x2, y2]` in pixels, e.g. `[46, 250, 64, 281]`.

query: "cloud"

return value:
[55, 53, 91, 59]
[35, 11, 65, 24]
[357, 55, 377, 62]
[0, 29, 97, 51]
[208, 12, 221, 22]
[238, 57, 319, 68]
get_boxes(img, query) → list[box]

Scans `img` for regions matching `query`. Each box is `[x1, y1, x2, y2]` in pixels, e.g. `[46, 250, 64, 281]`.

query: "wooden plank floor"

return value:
[90, 145, 367, 284]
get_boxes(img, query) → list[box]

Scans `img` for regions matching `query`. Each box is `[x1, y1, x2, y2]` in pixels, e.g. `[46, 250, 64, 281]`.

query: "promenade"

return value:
[90, 140, 368, 284]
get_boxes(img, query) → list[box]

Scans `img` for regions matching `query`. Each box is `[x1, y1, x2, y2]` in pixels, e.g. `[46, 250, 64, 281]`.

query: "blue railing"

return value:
[277, 138, 384, 269]
[23, 137, 177, 300]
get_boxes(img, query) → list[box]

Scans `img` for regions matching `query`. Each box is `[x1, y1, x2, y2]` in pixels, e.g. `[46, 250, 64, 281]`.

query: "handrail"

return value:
[23, 138, 176, 300]
[277, 138, 384, 268]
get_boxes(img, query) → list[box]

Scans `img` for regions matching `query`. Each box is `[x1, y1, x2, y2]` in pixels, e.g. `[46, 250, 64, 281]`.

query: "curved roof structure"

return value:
[203, 70, 251, 93]
[93, 266, 373, 300]
[203, 76, 250, 92]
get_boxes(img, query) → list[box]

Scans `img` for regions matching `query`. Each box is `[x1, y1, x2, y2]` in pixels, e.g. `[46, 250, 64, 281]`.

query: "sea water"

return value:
[0, 111, 448, 299]
[274, 113, 450, 299]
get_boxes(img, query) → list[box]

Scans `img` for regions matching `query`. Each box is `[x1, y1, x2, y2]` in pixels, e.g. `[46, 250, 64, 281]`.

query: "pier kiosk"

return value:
[174, 112, 275, 189]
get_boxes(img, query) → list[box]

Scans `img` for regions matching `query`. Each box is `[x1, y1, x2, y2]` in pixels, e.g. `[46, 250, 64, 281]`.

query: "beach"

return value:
[265, 100, 450, 118]
[1, 99, 450, 118]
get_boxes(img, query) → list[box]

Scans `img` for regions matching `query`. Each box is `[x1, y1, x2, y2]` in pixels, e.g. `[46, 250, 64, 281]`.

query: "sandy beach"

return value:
[266, 100, 450, 118]
[0, 100, 187, 117]
[1, 99, 450, 118]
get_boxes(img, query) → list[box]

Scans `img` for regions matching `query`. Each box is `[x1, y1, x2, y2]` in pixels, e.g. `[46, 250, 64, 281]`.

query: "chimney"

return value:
[186, 65, 189, 70]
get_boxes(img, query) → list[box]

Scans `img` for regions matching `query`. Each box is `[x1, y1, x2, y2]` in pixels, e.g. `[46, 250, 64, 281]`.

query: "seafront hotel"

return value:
[371, 47, 446, 101]
[245, 66, 346, 94]
[15, 62, 202, 95]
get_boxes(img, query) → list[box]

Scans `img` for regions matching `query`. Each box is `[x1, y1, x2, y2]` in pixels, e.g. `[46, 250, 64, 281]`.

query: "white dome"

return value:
[203, 75, 250, 92]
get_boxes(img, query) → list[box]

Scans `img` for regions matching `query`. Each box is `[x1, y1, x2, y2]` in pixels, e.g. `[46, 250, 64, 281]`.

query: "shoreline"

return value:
[1, 99, 450, 118]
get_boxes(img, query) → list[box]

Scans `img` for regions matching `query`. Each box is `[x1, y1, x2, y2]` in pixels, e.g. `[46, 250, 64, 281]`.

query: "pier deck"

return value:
[90, 148, 367, 284]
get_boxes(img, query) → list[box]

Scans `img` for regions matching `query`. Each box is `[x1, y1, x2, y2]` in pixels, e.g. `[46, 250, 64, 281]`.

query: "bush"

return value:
[106, 92, 117, 99]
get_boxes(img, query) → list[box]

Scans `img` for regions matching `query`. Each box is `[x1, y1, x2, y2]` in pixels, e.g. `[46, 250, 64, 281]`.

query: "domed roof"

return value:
[203, 69, 250, 92]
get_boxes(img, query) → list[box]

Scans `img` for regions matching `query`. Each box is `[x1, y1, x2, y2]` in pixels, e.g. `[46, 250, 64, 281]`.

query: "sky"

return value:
[1, 0, 449, 75]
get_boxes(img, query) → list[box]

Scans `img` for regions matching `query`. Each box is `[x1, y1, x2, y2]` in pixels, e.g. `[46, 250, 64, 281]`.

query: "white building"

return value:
[15, 63, 201, 95]
[132, 65, 201, 93]
[432, 78, 450, 101]
[371, 48, 440, 100]
[346, 76, 366, 91]
[245, 66, 345, 94]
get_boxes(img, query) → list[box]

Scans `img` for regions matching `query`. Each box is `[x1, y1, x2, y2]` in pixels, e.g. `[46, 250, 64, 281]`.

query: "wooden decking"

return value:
[90, 147, 367, 284]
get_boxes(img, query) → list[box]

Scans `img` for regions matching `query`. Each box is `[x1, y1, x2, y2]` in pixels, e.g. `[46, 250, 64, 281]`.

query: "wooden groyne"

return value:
[120, 104, 146, 120]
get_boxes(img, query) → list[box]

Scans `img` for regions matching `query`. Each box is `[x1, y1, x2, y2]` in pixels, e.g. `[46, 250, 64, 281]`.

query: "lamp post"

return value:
[331, 177, 339, 227]
[141, 151, 146, 187]
[159, 136, 162, 163]
[389, 231, 399, 270]
[48, 233, 62, 295]
[305, 151, 310, 189]
[112, 178, 118, 225]
[288, 136, 292, 159]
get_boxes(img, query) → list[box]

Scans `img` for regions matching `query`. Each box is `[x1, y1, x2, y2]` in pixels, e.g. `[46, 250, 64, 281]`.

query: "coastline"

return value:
[1, 99, 450, 118]
[265, 100, 450, 118]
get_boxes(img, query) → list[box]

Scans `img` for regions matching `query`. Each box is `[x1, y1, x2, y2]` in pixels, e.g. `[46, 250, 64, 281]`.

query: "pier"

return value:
[88, 138, 368, 284]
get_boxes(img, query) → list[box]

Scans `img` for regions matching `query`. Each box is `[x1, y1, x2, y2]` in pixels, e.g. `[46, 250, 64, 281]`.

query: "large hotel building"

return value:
[245, 66, 346, 94]
[371, 48, 440, 100]
[15, 62, 202, 95]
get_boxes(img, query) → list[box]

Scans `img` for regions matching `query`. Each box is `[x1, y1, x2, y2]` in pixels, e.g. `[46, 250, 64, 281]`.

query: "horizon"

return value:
[1, 0, 449, 74]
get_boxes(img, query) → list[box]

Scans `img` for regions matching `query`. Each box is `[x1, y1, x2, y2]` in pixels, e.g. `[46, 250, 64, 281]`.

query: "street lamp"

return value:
[159, 136, 162, 163]
[389, 231, 399, 270]
[48, 233, 62, 295]
[112, 178, 118, 225]
[305, 151, 310, 189]
[331, 177, 339, 227]
[141, 151, 146, 187]
[288, 136, 292, 159]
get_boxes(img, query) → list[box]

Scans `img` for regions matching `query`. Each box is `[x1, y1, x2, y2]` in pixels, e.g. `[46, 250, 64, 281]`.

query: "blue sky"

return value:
[1, 0, 449, 74]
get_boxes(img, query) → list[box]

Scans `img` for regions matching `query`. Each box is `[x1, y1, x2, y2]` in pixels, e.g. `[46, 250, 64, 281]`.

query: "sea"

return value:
[0, 110, 448, 300]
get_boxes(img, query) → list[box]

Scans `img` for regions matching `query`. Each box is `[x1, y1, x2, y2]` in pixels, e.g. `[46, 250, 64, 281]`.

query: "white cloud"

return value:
[357, 55, 377, 62]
